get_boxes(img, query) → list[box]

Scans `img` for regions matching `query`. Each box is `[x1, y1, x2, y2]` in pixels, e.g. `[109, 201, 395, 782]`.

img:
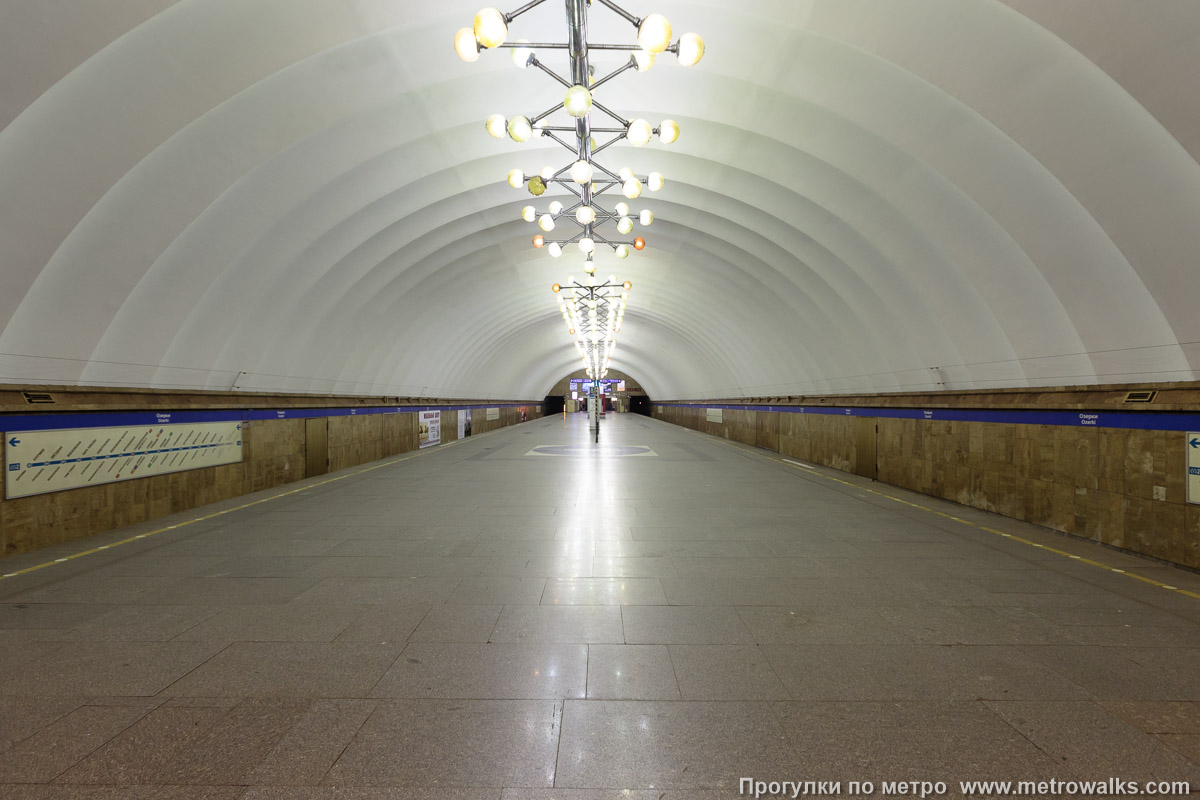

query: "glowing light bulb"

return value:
[579, 237, 595, 254]
[576, 206, 597, 225]
[521, 206, 536, 222]
[570, 160, 593, 184]
[584, 258, 598, 274]
[511, 38, 534, 68]
[648, 172, 665, 192]
[640, 209, 654, 226]
[507, 169, 524, 188]
[637, 13, 672, 54]
[618, 167, 635, 182]
[540, 165, 555, 180]
[633, 237, 646, 250]
[633, 49, 655, 72]
[623, 179, 643, 199]
[548, 242, 563, 257]
[615, 244, 630, 259]
[538, 214, 555, 232]
[659, 120, 679, 144]
[564, 85, 592, 118]
[548, 200, 564, 215]
[552, 283, 562, 293]
[486, 114, 507, 138]
[677, 32, 705, 66]
[617, 216, 634, 235]
[623, 280, 633, 290]
[627, 119, 653, 147]
[455, 28, 480, 62]
[508, 115, 533, 142]
[473, 7, 508, 48]
[615, 202, 630, 217]
[532, 234, 545, 248]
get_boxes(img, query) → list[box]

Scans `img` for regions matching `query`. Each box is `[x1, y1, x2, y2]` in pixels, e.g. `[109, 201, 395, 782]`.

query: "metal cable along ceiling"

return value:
[1, 1, 1198, 401]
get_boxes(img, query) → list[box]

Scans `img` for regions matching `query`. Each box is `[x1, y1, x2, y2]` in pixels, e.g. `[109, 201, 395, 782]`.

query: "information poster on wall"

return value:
[4, 421, 243, 499]
[419, 410, 441, 448]
[458, 409, 472, 439]
[706, 408, 723, 423]
[486, 407, 500, 421]
[1188, 431, 1200, 505]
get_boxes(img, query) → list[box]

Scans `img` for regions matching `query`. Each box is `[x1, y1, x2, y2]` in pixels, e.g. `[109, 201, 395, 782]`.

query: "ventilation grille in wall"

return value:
[1122, 390, 1158, 404]
[22, 392, 55, 404]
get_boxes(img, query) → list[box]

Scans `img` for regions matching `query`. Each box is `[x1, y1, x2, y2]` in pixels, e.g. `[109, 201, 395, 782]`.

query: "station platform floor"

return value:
[1, 411, 1199, 798]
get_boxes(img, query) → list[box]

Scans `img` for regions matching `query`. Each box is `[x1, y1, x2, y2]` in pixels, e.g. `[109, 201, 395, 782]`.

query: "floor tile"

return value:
[324, 700, 560, 787]
[585, 644, 680, 700]
[162, 642, 402, 697]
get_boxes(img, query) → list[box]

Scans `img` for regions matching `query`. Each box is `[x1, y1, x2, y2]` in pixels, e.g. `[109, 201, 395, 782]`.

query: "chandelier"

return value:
[454, 1, 705, 264]
[455, 0, 704, 382]
[552, 274, 632, 379]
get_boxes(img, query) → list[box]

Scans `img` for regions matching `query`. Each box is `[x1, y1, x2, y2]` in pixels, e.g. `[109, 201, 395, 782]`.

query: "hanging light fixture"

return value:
[456, 0, 705, 376]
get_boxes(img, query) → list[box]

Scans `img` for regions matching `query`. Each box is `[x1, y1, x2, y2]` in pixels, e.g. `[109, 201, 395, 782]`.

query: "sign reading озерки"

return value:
[3, 421, 243, 500]
[1189, 432, 1200, 505]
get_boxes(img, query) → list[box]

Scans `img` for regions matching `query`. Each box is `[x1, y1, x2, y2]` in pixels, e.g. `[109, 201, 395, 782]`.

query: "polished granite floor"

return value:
[1, 412, 1200, 799]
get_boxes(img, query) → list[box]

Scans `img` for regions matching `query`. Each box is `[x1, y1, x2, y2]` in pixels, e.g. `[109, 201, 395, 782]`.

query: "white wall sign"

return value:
[1188, 432, 1200, 505]
[4, 421, 242, 499]
[706, 408, 723, 423]
[486, 407, 500, 421]
[458, 410, 466, 439]
[419, 410, 441, 448]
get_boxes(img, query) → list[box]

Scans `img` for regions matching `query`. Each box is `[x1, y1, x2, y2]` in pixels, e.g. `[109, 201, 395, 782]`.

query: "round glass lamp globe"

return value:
[633, 49, 655, 72]
[486, 114, 507, 139]
[648, 172, 665, 191]
[633, 237, 646, 251]
[659, 120, 679, 144]
[548, 242, 563, 257]
[521, 205, 536, 222]
[455, 28, 480, 62]
[538, 214, 555, 232]
[618, 167, 635, 182]
[617, 216, 634, 235]
[511, 39, 534, 68]
[615, 245, 630, 259]
[570, 160, 593, 184]
[677, 32, 705, 66]
[508, 115, 533, 142]
[473, 8, 508, 48]
[507, 169, 524, 188]
[579, 237, 596, 254]
[576, 206, 597, 225]
[623, 179, 643, 199]
[563, 85, 593, 118]
[627, 119, 653, 147]
[637, 13, 672, 54]
[548, 200, 564, 215]
[615, 202, 630, 217]
[640, 209, 654, 226]
[532, 234, 544, 248]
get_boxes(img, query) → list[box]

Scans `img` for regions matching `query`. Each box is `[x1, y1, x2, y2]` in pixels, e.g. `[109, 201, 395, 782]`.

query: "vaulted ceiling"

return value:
[1, 1, 1198, 400]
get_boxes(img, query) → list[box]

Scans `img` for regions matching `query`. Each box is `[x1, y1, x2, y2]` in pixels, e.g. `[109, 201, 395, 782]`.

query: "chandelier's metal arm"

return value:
[593, 0, 641, 26]
[535, 126, 628, 133]
[589, 59, 636, 92]
[504, 0, 549, 23]
[530, 57, 572, 89]
[493, 42, 642, 50]
[590, 99, 630, 126]
[541, 130, 579, 154]
[589, 135, 624, 157]
[531, 103, 566, 125]
[590, 161, 622, 182]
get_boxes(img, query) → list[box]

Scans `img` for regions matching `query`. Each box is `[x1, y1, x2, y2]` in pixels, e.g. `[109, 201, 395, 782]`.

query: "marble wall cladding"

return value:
[1, 404, 539, 558]
[653, 404, 1199, 570]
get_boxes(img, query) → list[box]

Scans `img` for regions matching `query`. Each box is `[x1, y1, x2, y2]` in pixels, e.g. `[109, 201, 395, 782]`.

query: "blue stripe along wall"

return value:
[0, 403, 534, 434]
[655, 403, 1200, 433]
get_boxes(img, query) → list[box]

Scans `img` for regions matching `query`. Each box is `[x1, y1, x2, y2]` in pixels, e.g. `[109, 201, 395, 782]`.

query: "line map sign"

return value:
[4, 421, 243, 499]
[1189, 431, 1200, 506]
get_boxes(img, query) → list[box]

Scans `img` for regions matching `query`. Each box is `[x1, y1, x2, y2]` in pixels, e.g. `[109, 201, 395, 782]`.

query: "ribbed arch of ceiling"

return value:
[0, 0, 1198, 401]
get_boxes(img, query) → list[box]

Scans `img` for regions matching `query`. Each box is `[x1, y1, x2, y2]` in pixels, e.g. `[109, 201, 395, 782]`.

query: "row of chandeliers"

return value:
[455, 1, 704, 378]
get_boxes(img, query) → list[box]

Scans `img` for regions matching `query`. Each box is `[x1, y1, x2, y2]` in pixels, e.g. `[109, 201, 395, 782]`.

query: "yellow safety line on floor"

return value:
[681, 426, 1200, 603]
[0, 426, 494, 582]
